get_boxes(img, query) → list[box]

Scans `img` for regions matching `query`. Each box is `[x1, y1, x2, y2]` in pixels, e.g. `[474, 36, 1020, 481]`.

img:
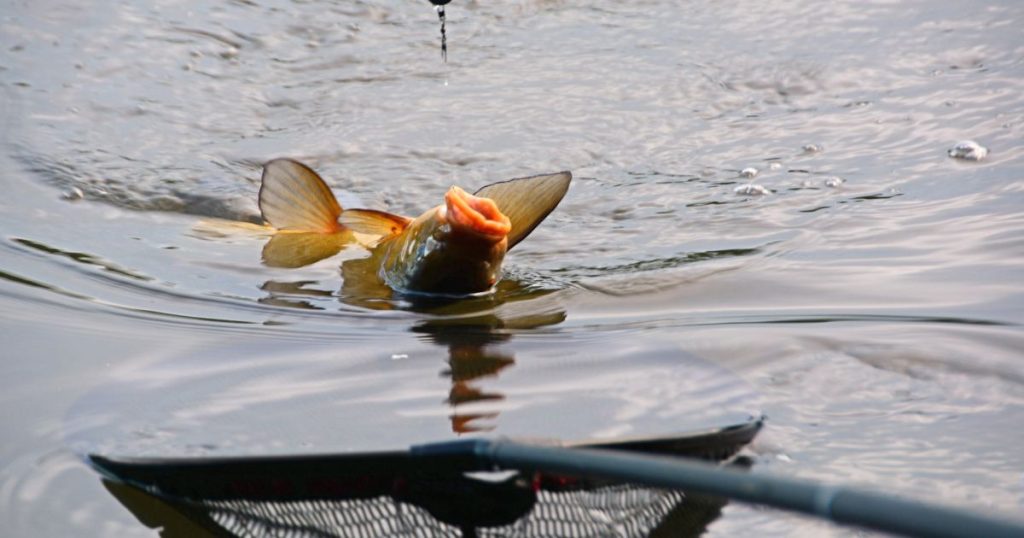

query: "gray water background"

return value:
[2, 0, 1023, 535]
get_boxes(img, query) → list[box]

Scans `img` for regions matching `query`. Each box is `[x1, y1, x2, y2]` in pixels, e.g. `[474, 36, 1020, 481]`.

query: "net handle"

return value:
[412, 438, 1024, 538]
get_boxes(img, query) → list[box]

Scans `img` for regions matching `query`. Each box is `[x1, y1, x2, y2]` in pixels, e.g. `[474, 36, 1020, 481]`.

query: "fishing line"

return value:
[430, 0, 451, 62]
[438, 5, 447, 61]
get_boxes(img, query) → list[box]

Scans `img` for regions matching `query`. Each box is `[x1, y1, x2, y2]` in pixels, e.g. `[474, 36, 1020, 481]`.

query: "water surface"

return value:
[2, 0, 1023, 535]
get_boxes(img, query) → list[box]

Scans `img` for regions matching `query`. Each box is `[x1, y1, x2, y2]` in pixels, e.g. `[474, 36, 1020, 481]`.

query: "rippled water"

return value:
[2, 0, 1024, 536]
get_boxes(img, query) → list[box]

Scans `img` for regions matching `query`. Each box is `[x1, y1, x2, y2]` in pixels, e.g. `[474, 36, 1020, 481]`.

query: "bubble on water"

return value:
[740, 167, 758, 179]
[768, 162, 782, 171]
[61, 187, 84, 201]
[947, 140, 988, 161]
[823, 176, 845, 188]
[734, 184, 770, 196]
[390, 353, 409, 361]
[801, 179, 815, 188]
[802, 143, 822, 153]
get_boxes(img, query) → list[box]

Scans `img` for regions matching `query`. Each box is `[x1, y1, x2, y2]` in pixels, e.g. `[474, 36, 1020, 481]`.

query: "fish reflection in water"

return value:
[411, 288, 567, 434]
[259, 270, 568, 433]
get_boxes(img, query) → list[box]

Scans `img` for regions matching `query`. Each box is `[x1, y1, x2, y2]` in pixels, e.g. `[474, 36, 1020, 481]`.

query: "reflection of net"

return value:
[192, 485, 694, 538]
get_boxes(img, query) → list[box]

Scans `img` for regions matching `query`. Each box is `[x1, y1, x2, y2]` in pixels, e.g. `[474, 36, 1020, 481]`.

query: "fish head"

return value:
[441, 186, 511, 246]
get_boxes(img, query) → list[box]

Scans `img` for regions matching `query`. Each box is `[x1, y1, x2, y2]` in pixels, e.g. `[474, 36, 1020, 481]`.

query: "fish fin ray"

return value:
[474, 171, 572, 250]
[261, 231, 352, 268]
[339, 209, 412, 237]
[259, 159, 342, 232]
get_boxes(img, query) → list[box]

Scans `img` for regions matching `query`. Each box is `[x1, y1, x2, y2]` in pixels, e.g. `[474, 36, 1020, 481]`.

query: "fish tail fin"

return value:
[259, 159, 342, 233]
[474, 171, 572, 250]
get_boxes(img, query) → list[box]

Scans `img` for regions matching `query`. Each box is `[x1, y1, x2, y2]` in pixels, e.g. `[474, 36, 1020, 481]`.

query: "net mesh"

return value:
[197, 485, 690, 538]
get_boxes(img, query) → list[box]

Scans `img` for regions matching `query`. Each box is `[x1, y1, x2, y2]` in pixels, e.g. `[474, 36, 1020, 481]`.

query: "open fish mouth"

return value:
[444, 186, 512, 240]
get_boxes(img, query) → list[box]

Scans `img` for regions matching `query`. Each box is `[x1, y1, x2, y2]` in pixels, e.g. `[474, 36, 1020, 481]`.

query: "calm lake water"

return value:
[2, 0, 1024, 535]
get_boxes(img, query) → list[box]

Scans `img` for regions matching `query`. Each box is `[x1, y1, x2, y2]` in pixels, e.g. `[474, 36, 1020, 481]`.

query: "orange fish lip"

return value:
[444, 186, 511, 240]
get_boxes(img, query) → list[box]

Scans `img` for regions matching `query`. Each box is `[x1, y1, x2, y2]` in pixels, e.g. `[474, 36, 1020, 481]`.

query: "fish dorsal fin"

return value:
[259, 159, 342, 233]
[474, 171, 572, 250]
[339, 209, 412, 237]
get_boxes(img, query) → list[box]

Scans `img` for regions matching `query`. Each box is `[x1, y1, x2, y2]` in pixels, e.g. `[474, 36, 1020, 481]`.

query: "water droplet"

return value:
[802, 143, 822, 153]
[734, 184, 770, 196]
[740, 167, 758, 179]
[947, 140, 988, 161]
[768, 162, 782, 171]
[823, 176, 845, 188]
